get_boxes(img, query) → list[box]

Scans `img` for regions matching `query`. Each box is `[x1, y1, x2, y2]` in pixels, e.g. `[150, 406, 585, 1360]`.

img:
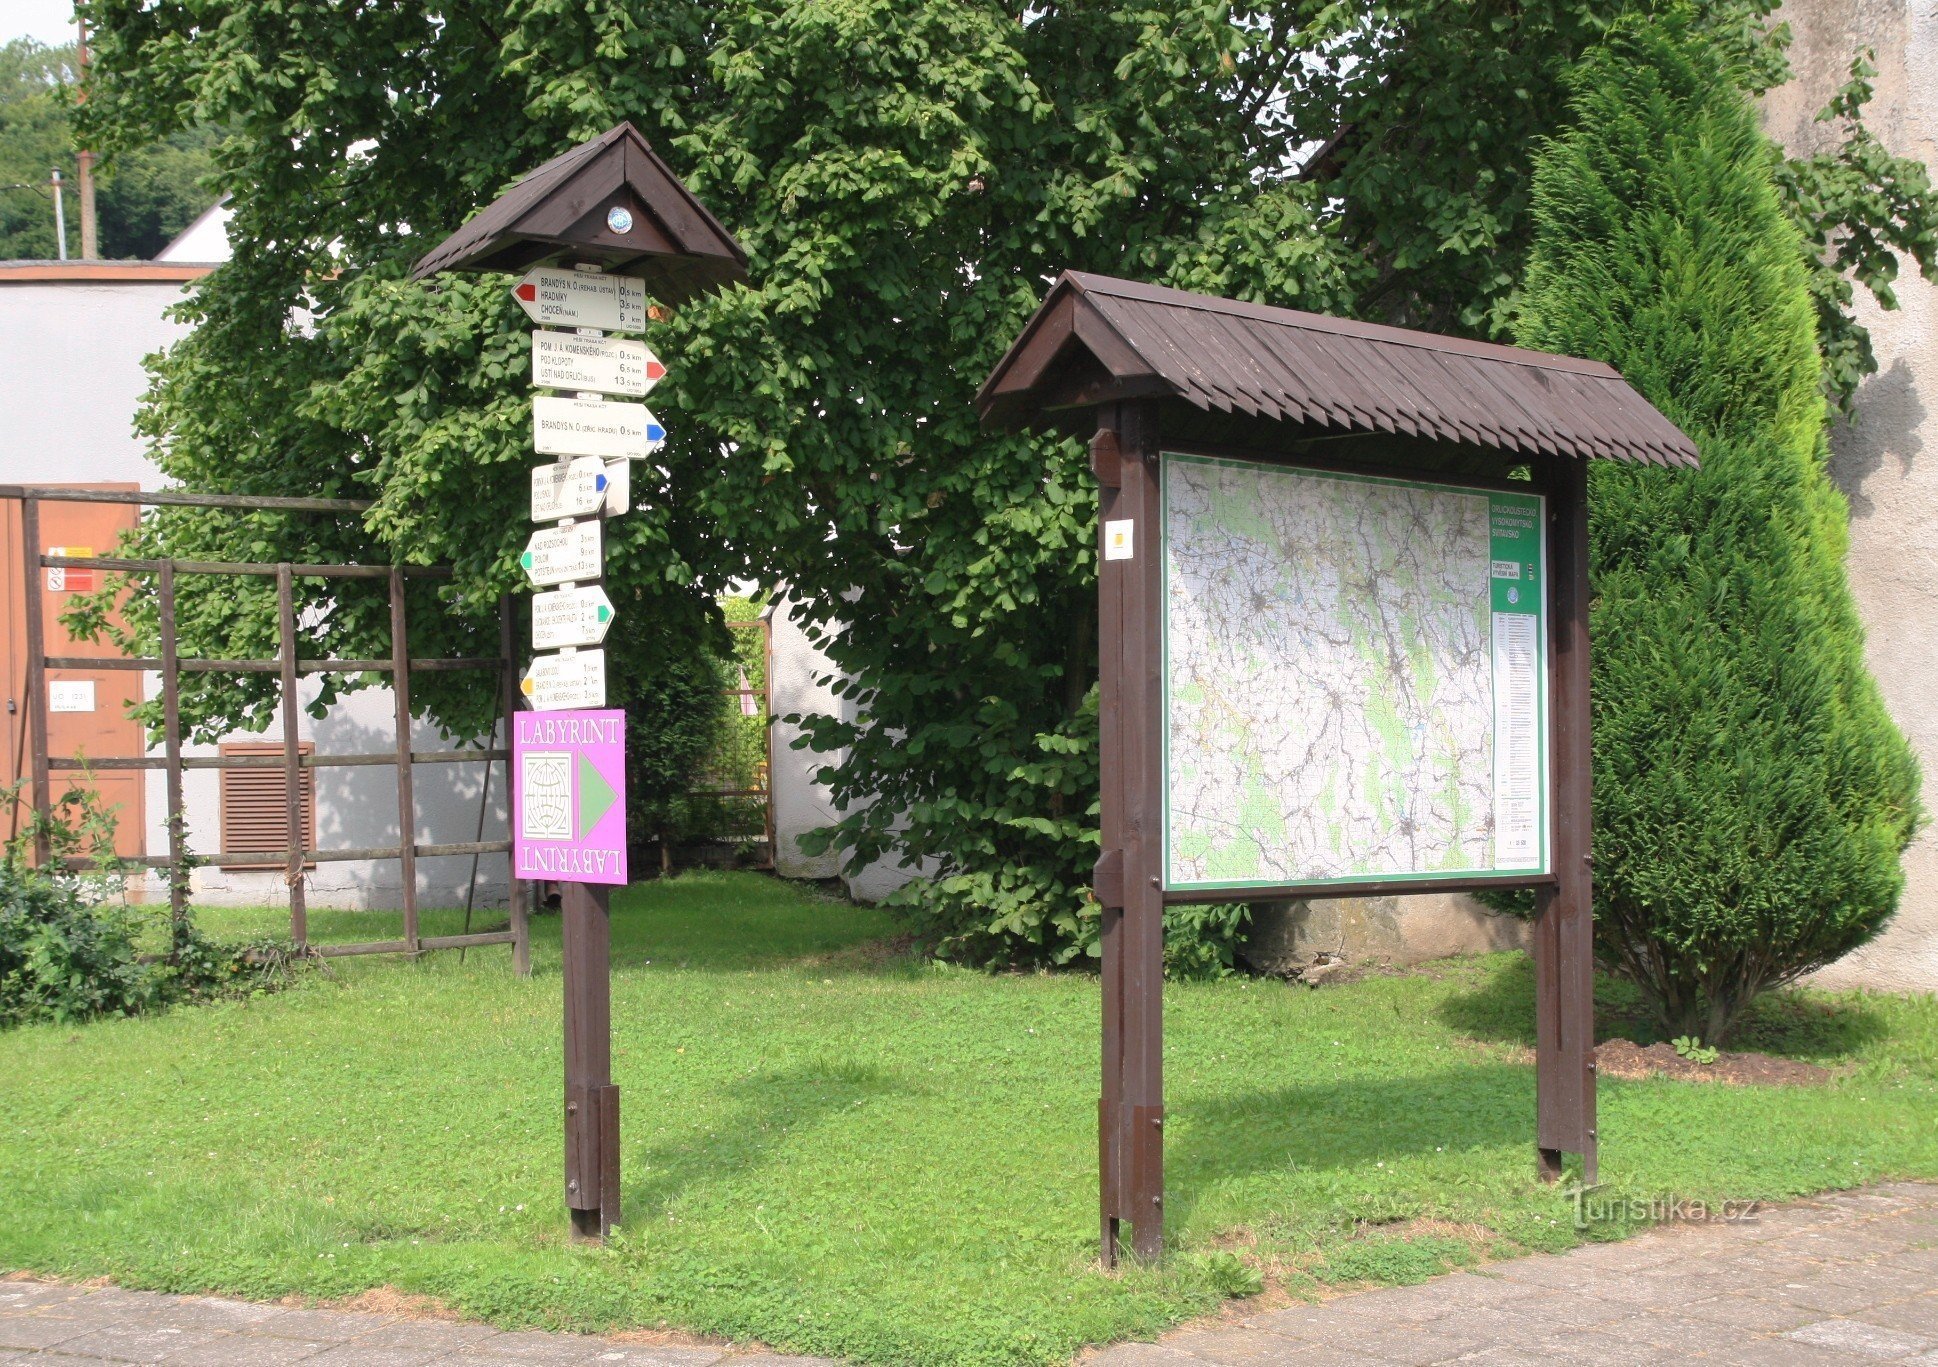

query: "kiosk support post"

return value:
[1095, 401, 1166, 1266]
[1535, 455, 1597, 1185]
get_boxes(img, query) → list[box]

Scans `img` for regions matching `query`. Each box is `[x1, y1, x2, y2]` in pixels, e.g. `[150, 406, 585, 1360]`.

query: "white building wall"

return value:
[2, 270, 508, 911]
[0, 278, 191, 486]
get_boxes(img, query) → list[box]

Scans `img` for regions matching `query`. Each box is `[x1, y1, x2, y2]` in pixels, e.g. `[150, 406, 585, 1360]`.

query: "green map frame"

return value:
[1159, 452, 1551, 893]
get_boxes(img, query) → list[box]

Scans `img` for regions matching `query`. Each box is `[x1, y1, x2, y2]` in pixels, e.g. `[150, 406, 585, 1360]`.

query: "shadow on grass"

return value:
[622, 1061, 901, 1221]
[1168, 1062, 1537, 1232]
[1434, 950, 1890, 1061]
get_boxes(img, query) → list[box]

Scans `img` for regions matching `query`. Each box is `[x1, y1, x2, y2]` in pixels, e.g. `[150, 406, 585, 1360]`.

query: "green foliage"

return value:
[1511, 14, 1923, 1044]
[0, 860, 157, 1026]
[0, 37, 221, 260]
[1191, 1249, 1265, 1299]
[623, 650, 732, 851]
[70, 0, 1935, 975]
[4, 886, 1935, 1362]
[0, 777, 301, 1028]
[1766, 50, 1938, 411]
[1671, 1035, 1720, 1065]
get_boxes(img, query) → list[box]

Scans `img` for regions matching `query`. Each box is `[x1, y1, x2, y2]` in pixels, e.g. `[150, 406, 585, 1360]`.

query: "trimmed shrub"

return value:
[1509, 14, 1922, 1043]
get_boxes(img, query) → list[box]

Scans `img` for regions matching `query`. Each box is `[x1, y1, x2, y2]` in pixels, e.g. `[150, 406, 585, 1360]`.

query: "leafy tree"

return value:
[0, 37, 221, 259]
[623, 652, 732, 865]
[0, 39, 80, 259]
[72, 0, 1935, 972]
[1512, 13, 1921, 1043]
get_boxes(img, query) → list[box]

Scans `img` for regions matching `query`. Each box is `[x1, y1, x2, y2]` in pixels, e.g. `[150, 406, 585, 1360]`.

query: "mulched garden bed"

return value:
[1595, 1038, 1834, 1086]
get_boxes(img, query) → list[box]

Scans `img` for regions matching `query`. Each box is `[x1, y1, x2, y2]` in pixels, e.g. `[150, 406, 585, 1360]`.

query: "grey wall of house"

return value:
[2, 278, 512, 913]
[134, 678, 511, 912]
[1762, 0, 1938, 993]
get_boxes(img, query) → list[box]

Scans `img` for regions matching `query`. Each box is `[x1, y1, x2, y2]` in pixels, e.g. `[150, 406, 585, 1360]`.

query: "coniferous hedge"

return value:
[1512, 14, 1921, 1043]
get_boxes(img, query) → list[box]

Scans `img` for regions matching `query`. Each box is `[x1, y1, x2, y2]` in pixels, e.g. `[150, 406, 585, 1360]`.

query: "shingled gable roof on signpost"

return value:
[410, 121, 747, 301]
[976, 271, 1699, 470]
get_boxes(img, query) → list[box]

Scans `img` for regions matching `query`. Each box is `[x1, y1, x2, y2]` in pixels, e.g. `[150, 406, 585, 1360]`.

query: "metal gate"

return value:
[4, 483, 529, 968]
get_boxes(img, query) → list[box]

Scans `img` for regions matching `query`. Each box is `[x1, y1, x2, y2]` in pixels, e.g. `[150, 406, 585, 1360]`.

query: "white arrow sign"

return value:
[521, 648, 607, 712]
[533, 585, 617, 651]
[532, 331, 665, 397]
[530, 456, 610, 523]
[603, 458, 630, 516]
[533, 395, 666, 460]
[511, 267, 645, 332]
[520, 520, 602, 587]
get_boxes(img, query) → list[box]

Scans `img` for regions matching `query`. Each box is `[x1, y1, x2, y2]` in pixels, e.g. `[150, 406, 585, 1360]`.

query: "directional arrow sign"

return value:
[510, 267, 645, 332]
[532, 330, 666, 397]
[603, 458, 630, 516]
[533, 585, 617, 650]
[520, 520, 602, 587]
[520, 649, 607, 712]
[533, 395, 666, 460]
[530, 456, 610, 523]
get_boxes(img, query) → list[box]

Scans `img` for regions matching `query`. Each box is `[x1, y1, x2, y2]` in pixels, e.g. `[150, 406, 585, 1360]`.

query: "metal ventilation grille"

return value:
[218, 742, 314, 869]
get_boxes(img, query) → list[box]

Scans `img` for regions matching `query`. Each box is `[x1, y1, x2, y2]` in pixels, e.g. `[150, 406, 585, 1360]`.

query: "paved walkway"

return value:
[3, 1183, 1934, 1365]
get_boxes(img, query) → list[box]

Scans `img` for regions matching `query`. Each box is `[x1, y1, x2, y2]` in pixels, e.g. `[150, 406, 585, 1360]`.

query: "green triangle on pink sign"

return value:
[576, 751, 618, 838]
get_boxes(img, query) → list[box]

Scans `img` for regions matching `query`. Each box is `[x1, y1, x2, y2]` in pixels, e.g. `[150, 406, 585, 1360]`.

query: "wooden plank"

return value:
[502, 593, 531, 978]
[277, 564, 307, 946]
[562, 881, 617, 1239]
[1093, 410, 1128, 1265]
[49, 749, 509, 771]
[20, 497, 50, 868]
[1535, 456, 1596, 1182]
[44, 656, 500, 673]
[389, 566, 419, 952]
[0, 485, 371, 512]
[156, 560, 188, 946]
[1121, 401, 1167, 1262]
[40, 555, 452, 580]
[1161, 874, 1557, 905]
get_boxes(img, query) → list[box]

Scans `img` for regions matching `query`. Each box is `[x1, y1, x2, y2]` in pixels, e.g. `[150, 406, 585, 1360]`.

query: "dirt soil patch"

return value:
[1595, 1038, 1833, 1086]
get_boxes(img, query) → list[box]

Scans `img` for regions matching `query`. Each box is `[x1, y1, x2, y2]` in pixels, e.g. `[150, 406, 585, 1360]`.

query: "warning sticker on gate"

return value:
[513, 708, 627, 884]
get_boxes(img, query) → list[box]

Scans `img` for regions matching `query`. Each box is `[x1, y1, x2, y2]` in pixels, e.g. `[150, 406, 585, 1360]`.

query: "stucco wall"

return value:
[134, 680, 510, 911]
[1765, 0, 1938, 993]
[2, 276, 510, 912]
[0, 281, 186, 488]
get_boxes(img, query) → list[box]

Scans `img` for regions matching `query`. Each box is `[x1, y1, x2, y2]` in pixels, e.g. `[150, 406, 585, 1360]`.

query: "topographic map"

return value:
[1162, 454, 1546, 888]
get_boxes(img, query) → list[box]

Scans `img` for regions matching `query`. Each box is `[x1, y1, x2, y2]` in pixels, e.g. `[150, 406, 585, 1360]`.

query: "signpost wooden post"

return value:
[414, 121, 747, 1245]
[978, 272, 1698, 1266]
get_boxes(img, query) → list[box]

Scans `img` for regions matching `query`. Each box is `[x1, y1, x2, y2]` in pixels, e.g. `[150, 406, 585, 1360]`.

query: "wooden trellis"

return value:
[8, 484, 529, 968]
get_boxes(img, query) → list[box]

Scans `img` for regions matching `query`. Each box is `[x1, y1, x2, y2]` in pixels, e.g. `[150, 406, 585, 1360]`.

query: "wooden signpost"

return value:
[977, 272, 1698, 1266]
[414, 121, 748, 1244]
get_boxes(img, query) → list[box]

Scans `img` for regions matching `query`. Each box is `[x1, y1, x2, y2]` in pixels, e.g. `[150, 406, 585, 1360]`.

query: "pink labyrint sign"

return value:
[512, 708, 627, 885]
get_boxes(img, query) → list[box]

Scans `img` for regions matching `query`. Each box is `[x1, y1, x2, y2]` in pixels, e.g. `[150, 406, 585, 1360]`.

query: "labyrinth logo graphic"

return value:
[521, 752, 573, 840]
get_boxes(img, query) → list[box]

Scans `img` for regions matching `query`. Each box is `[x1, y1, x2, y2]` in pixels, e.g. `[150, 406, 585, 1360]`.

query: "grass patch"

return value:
[4, 872, 1935, 1364]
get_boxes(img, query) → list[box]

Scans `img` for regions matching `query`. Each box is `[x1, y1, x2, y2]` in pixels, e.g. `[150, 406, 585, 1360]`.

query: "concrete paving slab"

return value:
[5, 1182, 1934, 1366]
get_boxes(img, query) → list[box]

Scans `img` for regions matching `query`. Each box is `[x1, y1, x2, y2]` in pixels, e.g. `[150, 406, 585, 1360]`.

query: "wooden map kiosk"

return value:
[414, 122, 746, 1242]
[977, 273, 1698, 1265]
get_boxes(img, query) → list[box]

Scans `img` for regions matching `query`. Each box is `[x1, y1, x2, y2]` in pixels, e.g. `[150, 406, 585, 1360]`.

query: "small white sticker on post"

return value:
[1103, 519, 1135, 561]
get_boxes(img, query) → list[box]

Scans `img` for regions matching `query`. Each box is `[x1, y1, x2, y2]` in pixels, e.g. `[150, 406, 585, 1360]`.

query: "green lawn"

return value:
[3, 873, 1935, 1365]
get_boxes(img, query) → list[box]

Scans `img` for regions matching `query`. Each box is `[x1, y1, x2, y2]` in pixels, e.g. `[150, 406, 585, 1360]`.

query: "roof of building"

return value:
[409, 122, 747, 303]
[976, 272, 1698, 469]
[157, 196, 233, 263]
